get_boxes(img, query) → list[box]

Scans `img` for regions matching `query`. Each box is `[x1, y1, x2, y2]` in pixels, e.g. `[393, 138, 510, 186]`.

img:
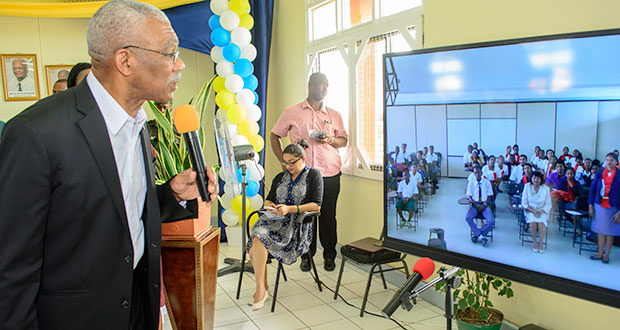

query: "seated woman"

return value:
[518, 163, 534, 193]
[247, 140, 323, 310]
[522, 171, 552, 253]
[589, 153, 620, 264]
[557, 167, 582, 220]
[544, 156, 558, 180]
[497, 155, 509, 183]
[577, 158, 595, 187]
[482, 155, 501, 193]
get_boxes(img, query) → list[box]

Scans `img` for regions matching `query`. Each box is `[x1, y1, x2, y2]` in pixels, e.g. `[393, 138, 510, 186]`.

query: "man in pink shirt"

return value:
[271, 73, 348, 272]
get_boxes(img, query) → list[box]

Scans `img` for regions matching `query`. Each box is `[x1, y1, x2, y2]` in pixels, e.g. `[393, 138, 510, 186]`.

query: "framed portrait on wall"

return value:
[1, 54, 40, 101]
[45, 65, 73, 96]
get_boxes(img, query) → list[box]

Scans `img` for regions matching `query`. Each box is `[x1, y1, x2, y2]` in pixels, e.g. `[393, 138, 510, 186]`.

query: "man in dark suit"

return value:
[0, 1, 216, 329]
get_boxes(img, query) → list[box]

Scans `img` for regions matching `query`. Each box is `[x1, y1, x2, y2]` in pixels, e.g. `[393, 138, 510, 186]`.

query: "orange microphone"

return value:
[173, 104, 210, 202]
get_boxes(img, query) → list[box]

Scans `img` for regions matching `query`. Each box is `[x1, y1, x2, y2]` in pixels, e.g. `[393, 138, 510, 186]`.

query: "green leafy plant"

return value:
[148, 76, 216, 184]
[435, 269, 513, 326]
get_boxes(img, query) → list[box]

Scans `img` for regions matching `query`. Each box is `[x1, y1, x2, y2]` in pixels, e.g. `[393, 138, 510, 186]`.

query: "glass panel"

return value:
[381, 0, 422, 17]
[343, 0, 372, 29]
[312, 1, 337, 40]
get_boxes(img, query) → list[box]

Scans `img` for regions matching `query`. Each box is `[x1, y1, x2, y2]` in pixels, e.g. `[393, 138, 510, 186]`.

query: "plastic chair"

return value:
[242, 210, 322, 312]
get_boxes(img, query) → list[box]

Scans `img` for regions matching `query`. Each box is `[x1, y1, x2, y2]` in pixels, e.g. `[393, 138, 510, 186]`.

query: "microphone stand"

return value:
[404, 266, 461, 330]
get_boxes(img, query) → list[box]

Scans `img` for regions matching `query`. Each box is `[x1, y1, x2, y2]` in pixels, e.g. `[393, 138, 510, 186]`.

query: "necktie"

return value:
[17, 82, 22, 91]
[478, 183, 482, 202]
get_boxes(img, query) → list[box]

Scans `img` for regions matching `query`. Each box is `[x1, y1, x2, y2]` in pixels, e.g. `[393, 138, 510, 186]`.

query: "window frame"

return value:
[305, 0, 424, 180]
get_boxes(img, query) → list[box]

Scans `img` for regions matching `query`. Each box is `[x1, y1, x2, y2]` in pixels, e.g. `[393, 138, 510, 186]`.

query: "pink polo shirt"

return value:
[272, 100, 348, 177]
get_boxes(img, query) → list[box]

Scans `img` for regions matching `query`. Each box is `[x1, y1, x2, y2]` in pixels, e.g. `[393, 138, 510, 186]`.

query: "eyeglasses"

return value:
[123, 45, 179, 64]
[281, 157, 302, 167]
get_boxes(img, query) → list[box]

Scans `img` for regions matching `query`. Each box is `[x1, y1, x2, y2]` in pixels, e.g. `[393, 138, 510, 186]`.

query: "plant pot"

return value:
[455, 308, 503, 330]
[162, 200, 211, 239]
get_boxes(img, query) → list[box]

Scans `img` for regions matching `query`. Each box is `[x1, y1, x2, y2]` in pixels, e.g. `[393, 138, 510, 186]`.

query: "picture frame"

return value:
[45, 65, 73, 96]
[1, 54, 40, 101]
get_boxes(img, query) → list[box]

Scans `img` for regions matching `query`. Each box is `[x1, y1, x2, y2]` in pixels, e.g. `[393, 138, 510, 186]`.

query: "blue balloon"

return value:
[252, 90, 259, 104]
[233, 59, 254, 78]
[208, 15, 221, 30]
[211, 28, 231, 47]
[236, 167, 243, 183]
[223, 44, 241, 62]
[246, 180, 259, 197]
[243, 74, 258, 91]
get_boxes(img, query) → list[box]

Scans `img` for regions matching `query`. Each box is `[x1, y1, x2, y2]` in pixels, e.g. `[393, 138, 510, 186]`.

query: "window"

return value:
[306, 1, 423, 179]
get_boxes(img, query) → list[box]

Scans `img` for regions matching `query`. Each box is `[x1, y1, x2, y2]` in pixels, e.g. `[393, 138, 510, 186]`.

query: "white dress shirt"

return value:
[426, 152, 438, 163]
[87, 74, 147, 269]
[510, 164, 524, 182]
[463, 152, 472, 165]
[482, 165, 501, 182]
[466, 178, 494, 202]
[411, 171, 423, 187]
[398, 178, 418, 197]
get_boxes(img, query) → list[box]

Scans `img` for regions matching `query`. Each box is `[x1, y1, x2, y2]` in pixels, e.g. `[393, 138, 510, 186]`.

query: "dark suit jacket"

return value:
[589, 168, 620, 208]
[0, 80, 196, 330]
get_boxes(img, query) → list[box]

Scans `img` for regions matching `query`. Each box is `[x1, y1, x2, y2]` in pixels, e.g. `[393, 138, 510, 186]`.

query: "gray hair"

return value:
[87, 0, 169, 62]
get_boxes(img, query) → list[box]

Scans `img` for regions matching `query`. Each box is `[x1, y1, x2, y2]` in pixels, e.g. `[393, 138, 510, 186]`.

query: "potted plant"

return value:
[435, 268, 514, 330]
[148, 76, 215, 238]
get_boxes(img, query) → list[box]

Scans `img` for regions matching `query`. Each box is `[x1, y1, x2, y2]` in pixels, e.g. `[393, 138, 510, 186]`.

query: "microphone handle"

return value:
[184, 132, 210, 202]
[382, 272, 423, 318]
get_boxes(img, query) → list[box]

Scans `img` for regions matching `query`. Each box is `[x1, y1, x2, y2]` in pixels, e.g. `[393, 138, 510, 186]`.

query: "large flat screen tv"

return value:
[383, 29, 620, 308]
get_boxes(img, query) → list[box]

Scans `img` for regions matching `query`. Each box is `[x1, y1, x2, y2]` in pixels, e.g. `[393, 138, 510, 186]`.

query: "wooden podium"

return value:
[162, 227, 220, 330]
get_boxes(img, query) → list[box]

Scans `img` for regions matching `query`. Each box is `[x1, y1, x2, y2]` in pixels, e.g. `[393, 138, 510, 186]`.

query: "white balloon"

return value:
[219, 10, 240, 31]
[231, 27, 252, 46]
[227, 123, 238, 137]
[223, 182, 235, 195]
[216, 108, 228, 121]
[216, 60, 234, 78]
[231, 134, 249, 146]
[222, 209, 240, 226]
[210, 0, 229, 15]
[225, 74, 244, 93]
[235, 88, 255, 107]
[210, 46, 224, 63]
[240, 44, 257, 61]
[220, 193, 234, 210]
[246, 161, 264, 181]
[249, 194, 264, 211]
[246, 104, 262, 122]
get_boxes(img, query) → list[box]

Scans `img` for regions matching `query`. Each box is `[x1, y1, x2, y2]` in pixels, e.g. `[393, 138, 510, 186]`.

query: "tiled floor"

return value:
[188, 244, 458, 330]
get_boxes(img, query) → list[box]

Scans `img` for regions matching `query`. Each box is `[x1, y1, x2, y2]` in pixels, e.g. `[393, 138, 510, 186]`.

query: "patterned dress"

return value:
[247, 167, 323, 265]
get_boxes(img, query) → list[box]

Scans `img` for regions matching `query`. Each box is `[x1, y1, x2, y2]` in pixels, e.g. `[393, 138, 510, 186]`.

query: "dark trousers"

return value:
[129, 259, 147, 330]
[307, 173, 341, 261]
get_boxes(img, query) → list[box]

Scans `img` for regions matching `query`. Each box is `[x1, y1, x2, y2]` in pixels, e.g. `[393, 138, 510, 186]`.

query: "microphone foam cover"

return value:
[173, 104, 200, 133]
[412, 257, 435, 280]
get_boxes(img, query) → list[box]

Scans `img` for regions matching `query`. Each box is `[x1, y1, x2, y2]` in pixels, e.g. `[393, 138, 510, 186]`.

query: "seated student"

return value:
[401, 143, 412, 165]
[247, 141, 323, 310]
[465, 166, 495, 246]
[469, 149, 485, 169]
[482, 155, 501, 192]
[531, 146, 541, 167]
[573, 155, 585, 174]
[509, 155, 527, 183]
[577, 158, 595, 187]
[504, 145, 513, 162]
[464, 145, 474, 168]
[559, 146, 573, 167]
[396, 170, 417, 228]
[422, 146, 429, 158]
[534, 149, 546, 170]
[473, 142, 487, 161]
[546, 161, 566, 190]
[410, 163, 424, 200]
[522, 171, 552, 253]
[544, 155, 558, 178]
[390, 145, 407, 176]
[497, 155, 509, 183]
[417, 150, 429, 177]
[426, 145, 440, 189]
[511, 144, 520, 165]
[557, 167, 582, 220]
[518, 163, 534, 193]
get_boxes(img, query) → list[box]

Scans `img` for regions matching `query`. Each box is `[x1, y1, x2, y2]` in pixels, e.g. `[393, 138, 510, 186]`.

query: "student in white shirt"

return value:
[482, 155, 501, 192]
[544, 155, 557, 178]
[409, 163, 424, 197]
[577, 158, 594, 186]
[531, 146, 541, 168]
[535, 149, 547, 171]
[465, 166, 495, 246]
[509, 155, 528, 183]
[464, 145, 474, 167]
[396, 170, 417, 227]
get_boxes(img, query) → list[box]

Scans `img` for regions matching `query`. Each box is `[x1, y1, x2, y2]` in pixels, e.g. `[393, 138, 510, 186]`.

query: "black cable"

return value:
[307, 270, 407, 330]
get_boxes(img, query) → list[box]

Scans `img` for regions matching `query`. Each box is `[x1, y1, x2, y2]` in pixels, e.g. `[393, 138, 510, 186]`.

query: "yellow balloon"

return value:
[213, 76, 226, 93]
[227, 104, 247, 124]
[232, 195, 251, 214]
[237, 120, 259, 137]
[248, 134, 265, 152]
[215, 90, 235, 109]
[229, 0, 250, 15]
[239, 14, 254, 30]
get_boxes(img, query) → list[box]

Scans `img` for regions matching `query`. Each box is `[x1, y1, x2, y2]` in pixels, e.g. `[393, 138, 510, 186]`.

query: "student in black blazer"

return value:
[0, 2, 216, 329]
